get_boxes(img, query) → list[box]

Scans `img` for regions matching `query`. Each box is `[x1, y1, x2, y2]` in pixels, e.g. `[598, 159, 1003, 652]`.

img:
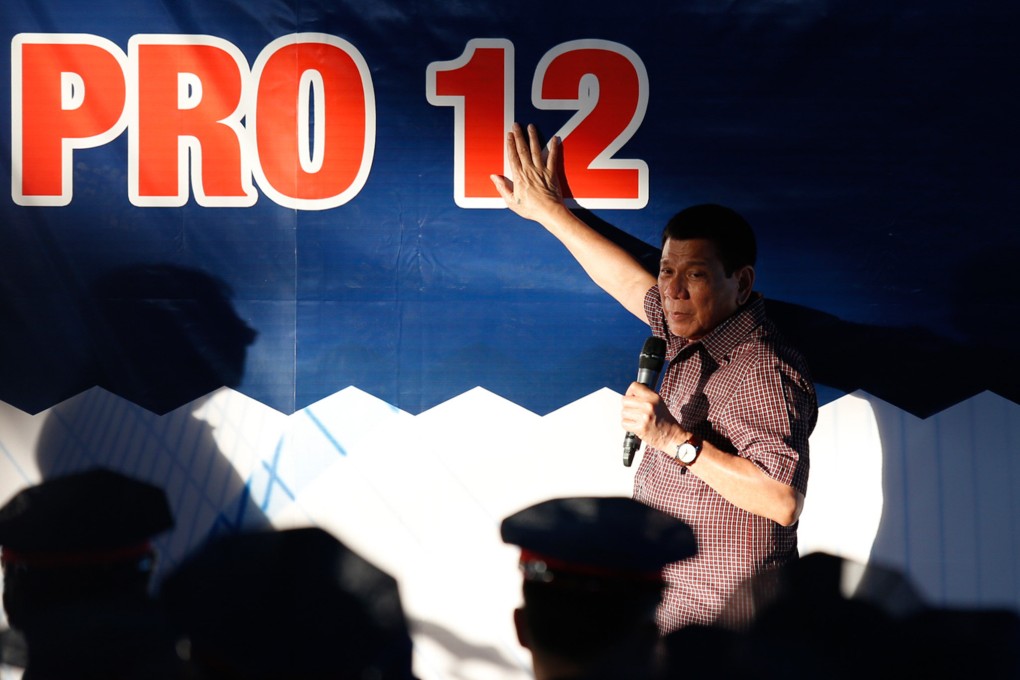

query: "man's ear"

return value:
[514, 607, 532, 650]
[736, 265, 755, 304]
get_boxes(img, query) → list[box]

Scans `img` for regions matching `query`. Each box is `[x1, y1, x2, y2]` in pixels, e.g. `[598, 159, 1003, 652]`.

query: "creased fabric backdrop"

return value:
[2, 0, 1017, 417]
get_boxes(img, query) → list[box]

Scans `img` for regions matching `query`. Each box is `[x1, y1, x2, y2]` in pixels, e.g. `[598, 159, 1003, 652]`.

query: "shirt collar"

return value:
[667, 293, 765, 363]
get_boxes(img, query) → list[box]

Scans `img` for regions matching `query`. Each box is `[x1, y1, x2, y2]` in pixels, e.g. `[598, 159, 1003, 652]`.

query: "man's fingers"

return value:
[506, 129, 524, 177]
[508, 122, 558, 177]
[527, 124, 544, 165]
[627, 381, 657, 399]
[620, 400, 650, 435]
[490, 174, 514, 204]
[511, 122, 532, 165]
[545, 135, 561, 173]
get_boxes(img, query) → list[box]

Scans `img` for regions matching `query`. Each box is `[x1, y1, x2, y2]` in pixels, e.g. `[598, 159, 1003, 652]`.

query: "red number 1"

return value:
[426, 39, 513, 208]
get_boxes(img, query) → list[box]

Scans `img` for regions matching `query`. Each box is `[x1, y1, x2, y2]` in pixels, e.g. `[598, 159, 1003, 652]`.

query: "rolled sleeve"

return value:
[721, 353, 813, 494]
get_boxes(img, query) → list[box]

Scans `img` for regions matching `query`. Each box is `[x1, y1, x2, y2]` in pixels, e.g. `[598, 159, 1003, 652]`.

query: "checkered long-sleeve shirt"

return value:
[634, 287, 817, 631]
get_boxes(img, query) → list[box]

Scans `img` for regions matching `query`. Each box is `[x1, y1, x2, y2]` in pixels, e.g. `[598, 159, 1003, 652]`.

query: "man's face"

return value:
[657, 238, 752, 340]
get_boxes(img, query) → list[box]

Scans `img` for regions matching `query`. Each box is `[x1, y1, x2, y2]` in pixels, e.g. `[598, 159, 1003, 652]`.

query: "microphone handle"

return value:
[623, 336, 666, 467]
[623, 371, 658, 467]
[623, 432, 641, 467]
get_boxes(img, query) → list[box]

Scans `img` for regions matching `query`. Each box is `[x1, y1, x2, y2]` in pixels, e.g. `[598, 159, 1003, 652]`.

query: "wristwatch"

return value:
[673, 434, 702, 465]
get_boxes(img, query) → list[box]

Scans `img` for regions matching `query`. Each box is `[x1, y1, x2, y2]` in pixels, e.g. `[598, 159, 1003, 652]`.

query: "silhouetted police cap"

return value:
[160, 527, 415, 680]
[0, 468, 173, 560]
[501, 497, 696, 583]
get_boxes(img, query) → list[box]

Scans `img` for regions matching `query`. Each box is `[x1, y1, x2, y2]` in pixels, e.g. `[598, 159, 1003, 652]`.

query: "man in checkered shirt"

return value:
[492, 124, 817, 631]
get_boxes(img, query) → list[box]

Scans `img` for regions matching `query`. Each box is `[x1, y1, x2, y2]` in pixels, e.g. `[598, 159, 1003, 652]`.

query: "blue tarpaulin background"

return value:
[2, 0, 1017, 416]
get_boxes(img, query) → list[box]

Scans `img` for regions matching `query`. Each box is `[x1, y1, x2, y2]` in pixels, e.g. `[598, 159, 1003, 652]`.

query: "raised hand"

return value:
[490, 122, 566, 222]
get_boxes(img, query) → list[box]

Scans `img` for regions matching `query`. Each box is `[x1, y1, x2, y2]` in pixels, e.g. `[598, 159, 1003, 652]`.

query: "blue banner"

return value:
[2, 1, 1018, 416]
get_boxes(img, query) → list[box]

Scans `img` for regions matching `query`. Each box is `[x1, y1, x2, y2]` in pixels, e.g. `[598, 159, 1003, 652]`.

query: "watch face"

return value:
[676, 443, 698, 464]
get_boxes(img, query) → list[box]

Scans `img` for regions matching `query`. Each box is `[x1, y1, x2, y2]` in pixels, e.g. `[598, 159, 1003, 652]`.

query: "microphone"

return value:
[623, 336, 667, 467]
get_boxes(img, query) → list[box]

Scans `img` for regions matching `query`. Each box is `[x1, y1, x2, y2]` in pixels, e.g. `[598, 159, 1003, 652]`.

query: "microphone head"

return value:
[638, 336, 666, 372]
